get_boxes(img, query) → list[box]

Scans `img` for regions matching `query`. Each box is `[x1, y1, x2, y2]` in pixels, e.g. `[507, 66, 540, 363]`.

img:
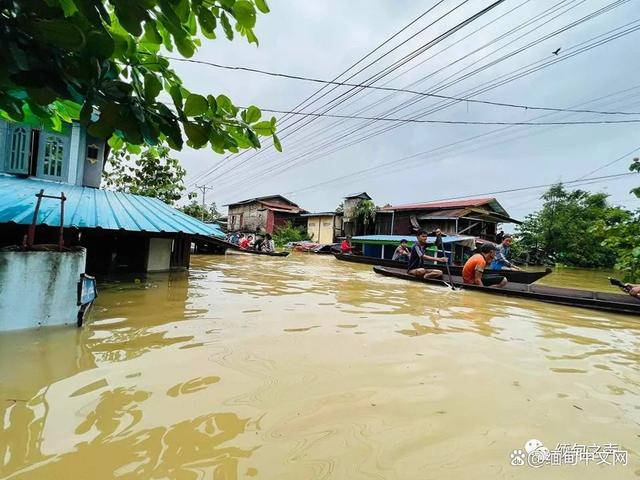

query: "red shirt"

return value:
[341, 240, 352, 253]
[239, 238, 250, 249]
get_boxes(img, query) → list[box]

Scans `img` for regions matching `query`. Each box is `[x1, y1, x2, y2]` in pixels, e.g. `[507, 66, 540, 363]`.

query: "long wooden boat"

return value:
[335, 253, 551, 284]
[373, 266, 640, 315]
[226, 249, 289, 257]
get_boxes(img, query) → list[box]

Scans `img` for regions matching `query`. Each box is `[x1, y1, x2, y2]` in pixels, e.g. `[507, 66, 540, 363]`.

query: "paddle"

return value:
[435, 231, 456, 291]
[609, 277, 640, 300]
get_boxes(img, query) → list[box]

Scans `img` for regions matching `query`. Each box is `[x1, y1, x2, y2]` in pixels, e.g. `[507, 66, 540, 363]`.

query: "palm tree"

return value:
[353, 199, 376, 234]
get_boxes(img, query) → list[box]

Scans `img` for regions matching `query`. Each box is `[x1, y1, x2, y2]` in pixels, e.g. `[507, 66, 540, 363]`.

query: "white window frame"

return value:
[38, 132, 69, 181]
[5, 124, 31, 174]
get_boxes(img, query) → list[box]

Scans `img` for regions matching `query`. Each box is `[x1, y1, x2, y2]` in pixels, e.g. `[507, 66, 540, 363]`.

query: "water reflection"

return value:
[1, 253, 639, 479]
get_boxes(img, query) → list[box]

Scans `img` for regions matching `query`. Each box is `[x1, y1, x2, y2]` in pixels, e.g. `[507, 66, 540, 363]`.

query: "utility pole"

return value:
[195, 185, 212, 222]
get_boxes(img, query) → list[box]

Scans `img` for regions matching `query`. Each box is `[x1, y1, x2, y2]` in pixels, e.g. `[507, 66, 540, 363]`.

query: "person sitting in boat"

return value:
[239, 234, 250, 250]
[261, 233, 275, 253]
[253, 235, 264, 251]
[341, 236, 353, 254]
[392, 239, 411, 262]
[407, 230, 448, 279]
[490, 235, 521, 271]
[463, 243, 508, 287]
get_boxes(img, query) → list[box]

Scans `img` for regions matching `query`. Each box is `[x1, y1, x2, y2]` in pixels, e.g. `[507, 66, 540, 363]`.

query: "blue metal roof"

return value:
[0, 175, 225, 237]
[352, 234, 476, 245]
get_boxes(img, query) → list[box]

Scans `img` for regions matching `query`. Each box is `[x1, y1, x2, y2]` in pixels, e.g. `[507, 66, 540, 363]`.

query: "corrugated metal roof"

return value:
[300, 212, 340, 217]
[344, 192, 371, 199]
[379, 197, 497, 211]
[0, 174, 225, 237]
[226, 194, 299, 208]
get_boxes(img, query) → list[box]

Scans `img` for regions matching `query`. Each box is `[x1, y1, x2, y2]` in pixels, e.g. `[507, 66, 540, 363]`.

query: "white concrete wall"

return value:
[0, 248, 87, 331]
[147, 238, 172, 272]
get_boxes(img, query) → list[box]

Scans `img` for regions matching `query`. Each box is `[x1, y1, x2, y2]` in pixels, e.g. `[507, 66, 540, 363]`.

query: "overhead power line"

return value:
[248, 108, 640, 125]
[167, 57, 640, 117]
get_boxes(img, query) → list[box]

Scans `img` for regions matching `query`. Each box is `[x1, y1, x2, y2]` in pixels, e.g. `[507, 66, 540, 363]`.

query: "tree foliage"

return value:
[180, 200, 222, 222]
[353, 199, 376, 226]
[0, 0, 281, 153]
[272, 221, 310, 248]
[104, 145, 188, 204]
[514, 184, 632, 268]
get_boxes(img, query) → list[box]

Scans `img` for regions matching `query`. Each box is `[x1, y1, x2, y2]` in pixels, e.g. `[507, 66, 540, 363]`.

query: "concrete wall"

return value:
[306, 215, 336, 244]
[147, 238, 172, 272]
[0, 248, 86, 331]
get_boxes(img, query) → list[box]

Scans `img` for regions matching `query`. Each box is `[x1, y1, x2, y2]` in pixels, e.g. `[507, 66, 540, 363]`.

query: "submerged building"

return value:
[375, 198, 520, 241]
[226, 195, 305, 234]
[0, 119, 223, 275]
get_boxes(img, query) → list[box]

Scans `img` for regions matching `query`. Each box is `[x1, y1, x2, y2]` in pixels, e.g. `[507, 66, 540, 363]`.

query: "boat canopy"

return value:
[351, 234, 476, 249]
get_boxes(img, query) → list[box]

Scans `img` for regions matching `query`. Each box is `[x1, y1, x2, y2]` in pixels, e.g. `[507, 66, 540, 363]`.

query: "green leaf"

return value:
[207, 95, 218, 112]
[198, 7, 217, 38]
[184, 122, 211, 147]
[108, 134, 125, 150]
[272, 133, 282, 152]
[144, 73, 163, 100]
[174, 35, 195, 58]
[233, 1, 257, 28]
[29, 19, 86, 51]
[216, 94, 233, 114]
[220, 12, 234, 40]
[255, 0, 270, 14]
[253, 120, 273, 136]
[244, 105, 261, 123]
[143, 21, 163, 44]
[184, 94, 208, 116]
[169, 84, 183, 109]
[85, 30, 115, 59]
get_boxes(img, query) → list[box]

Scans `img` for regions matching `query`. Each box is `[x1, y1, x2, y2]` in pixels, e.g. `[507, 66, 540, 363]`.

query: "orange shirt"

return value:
[462, 254, 487, 284]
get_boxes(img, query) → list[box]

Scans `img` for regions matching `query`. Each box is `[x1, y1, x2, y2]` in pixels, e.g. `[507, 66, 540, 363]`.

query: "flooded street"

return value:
[1, 253, 638, 479]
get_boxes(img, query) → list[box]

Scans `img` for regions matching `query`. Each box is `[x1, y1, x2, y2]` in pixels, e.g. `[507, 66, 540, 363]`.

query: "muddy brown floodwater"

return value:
[1, 254, 638, 480]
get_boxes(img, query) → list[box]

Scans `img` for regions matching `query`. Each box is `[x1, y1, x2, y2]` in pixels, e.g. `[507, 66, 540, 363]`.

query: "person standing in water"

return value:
[407, 230, 448, 279]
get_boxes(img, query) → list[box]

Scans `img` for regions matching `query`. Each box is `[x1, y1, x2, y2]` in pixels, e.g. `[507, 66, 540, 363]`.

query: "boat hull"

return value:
[334, 253, 551, 284]
[373, 266, 640, 315]
[227, 250, 289, 257]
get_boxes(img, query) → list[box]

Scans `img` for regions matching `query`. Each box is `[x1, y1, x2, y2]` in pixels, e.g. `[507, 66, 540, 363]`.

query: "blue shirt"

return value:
[493, 243, 512, 268]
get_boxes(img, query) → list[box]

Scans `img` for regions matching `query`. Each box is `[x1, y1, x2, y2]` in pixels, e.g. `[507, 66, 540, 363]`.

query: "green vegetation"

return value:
[272, 221, 310, 248]
[180, 200, 222, 222]
[104, 145, 189, 204]
[0, 0, 280, 153]
[514, 185, 637, 267]
[353, 199, 376, 234]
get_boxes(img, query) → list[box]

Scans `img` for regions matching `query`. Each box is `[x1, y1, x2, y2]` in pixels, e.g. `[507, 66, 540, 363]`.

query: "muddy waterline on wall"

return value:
[0, 254, 638, 479]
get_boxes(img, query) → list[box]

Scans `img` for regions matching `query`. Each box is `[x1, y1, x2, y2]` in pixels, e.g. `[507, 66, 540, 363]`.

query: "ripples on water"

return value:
[0, 254, 638, 479]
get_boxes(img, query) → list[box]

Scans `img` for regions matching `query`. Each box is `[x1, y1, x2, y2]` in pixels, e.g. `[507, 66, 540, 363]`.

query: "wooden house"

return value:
[226, 195, 305, 234]
[374, 197, 520, 241]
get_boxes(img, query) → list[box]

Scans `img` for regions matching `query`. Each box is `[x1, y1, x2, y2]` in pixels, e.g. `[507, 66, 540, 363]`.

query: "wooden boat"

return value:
[227, 249, 289, 257]
[373, 266, 640, 315]
[193, 234, 289, 257]
[335, 253, 551, 284]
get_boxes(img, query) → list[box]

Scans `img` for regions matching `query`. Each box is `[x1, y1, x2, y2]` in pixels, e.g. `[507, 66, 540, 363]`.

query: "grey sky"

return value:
[173, 0, 640, 222]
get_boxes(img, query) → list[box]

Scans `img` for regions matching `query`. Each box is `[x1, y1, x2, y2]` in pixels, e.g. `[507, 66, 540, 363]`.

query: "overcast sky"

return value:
[173, 0, 640, 223]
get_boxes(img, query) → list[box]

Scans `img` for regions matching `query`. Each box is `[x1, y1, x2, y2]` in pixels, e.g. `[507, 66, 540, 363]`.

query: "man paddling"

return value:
[407, 230, 448, 279]
[463, 243, 508, 287]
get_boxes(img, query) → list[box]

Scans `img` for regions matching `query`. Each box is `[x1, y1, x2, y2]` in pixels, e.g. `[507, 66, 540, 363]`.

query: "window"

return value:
[42, 136, 64, 177]
[87, 144, 100, 164]
[7, 126, 30, 174]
